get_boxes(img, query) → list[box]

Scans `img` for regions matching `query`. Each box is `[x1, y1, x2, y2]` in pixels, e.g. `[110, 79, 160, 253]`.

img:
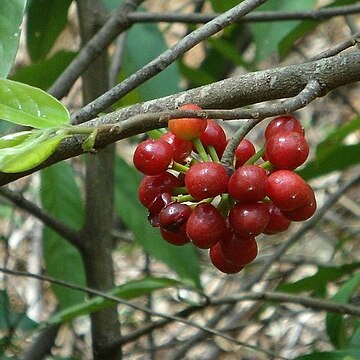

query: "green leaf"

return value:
[0, 79, 70, 128]
[0, 290, 37, 330]
[114, 155, 202, 290]
[210, 0, 240, 12]
[294, 349, 360, 360]
[117, 22, 180, 104]
[0, 131, 32, 149]
[0, 0, 27, 78]
[11, 51, 77, 90]
[26, 0, 72, 62]
[298, 143, 360, 181]
[326, 272, 360, 349]
[0, 130, 66, 173]
[279, 0, 359, 60]
[277, 263, 360, 297]
[45, 276, 181, 326]
[350, 326, 360, 348]
[41, 162, 86, 309]
[251, 0, 316, 62]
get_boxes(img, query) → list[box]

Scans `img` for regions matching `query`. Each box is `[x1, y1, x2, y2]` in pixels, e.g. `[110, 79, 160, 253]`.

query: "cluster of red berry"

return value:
[133, 104, 316, 274]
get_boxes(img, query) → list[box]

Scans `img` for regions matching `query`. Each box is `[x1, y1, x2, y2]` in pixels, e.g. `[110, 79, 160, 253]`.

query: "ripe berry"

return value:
[185, 162, 228, 200]
[228, 165, 268, 202]
[262, 202, 291, 235]
[160, 225, 190, 246]
[147, 192, 173, 226]
[267, 170, 313, 211]
[168, 104, 207, 140]
[265, 131, 309, 170]
[159, 202, 192, 231]
[220, 231, 258, 266]
[229, 202, 270, 237]
[133, 139, 173, 175]
[282, 190, 316, 221]
[265, 115, 304, 140]
[160, 131, 192, 164]
[199, 119, 227, 157]
[138, 172, 180, 208]
[209, 242, 244, 274]
[186, 203, 226, 249]
[235, 139, 256, 167]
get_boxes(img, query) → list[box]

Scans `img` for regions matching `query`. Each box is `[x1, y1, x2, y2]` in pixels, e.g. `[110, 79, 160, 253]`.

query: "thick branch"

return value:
[1, 51, 360, 186]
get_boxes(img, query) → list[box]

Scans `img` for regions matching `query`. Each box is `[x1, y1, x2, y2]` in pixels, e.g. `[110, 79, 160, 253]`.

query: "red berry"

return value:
[160, 131, 192, 164]
[265, 115, 304, 140]
[133, 139, 173, 175]
[229, 202, 270, 237]
[228, 165, 268, 202]
[185, 162, 228, 200]
[267, 170, 313, 211]
[265, 132, 309, 170]
[186, 203, 226, 249]
[220, 231, 258, 266]
[168, 104, 207, 140]
[235, 139, 256, 167]
[160, 225, 190, 246]
[138, 172, 180, 208]
[199, 119, 227, 157]
[262, 202, 291, 235]
[282, 190, 316, 221]
[159, 202, 192, 231]
[147, 192, 173, 227]
[209, 242, 244, 274]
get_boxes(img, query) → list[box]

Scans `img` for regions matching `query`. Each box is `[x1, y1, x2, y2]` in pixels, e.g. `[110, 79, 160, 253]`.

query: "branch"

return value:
[71, 0, 269, 123]
[48, 0, 145, 99]
[0, 267, 287, 359]
[1, 50, 360, 186]
[0, 187, 82, 250]
[128, 4, 360, 24]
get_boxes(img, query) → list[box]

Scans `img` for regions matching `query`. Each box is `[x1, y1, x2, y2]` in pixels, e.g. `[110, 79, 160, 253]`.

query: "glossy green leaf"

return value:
[26, 0, 72, 61]
[41, 162, 86, 309]
[45, 276, 181, 326]
[0, 79, 70, 128]
[251, 0, 316, 62]
[0, 0, 27, 78]
[326, 272, 360, 349]
[0, 290, 37, 330]
[11, 51, 77, 90]
[0, 130, 32, 149]
[117, 22, 180, 104]
[298, 143, 360, 181]
[114, 155, 202, 290]
[294, 349, 359, 360]
[277, 263, 360, 297]
[279, 0, 359, 60]
[0, 130, 66, 173]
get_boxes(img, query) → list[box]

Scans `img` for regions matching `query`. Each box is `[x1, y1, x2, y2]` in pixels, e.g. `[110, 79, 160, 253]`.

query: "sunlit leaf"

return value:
[0, 131, 32, 149]
[0, 130, 66, 173]
[0, 79, 70, 128]
[0, 0, 27, 78]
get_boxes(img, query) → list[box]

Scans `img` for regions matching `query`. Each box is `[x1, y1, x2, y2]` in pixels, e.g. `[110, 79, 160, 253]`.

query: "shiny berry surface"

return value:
[199, 119, 227, 157]
[138, 172, 180, 208]
[133, 139, 173, 175]
[229, 202, 270, 237]
[235, 139, 256, 167]
[160, 131, 192, 164]
[185, 162, 228, 200]
[159, 202, 192, 231]
[282, 190, 316, 221]
[265, 131, 309, 170]
[168, 104, 207, 140]
[186, 203, 227, 249]
[265, 115, 305, 140]
[160, 225, 190, 246]
[267, 170, 313, 211]
[209, 242, 244, 274]
[220, 231, 258, 266]
[262, 202, 291, 235]
[228, 165, 268, 202]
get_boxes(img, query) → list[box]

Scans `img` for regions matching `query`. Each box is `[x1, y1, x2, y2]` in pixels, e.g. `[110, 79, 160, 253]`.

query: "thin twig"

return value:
[71, 0, 269, 124]
[128, 4, 360, 24]
[0, 187, 82, 250]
